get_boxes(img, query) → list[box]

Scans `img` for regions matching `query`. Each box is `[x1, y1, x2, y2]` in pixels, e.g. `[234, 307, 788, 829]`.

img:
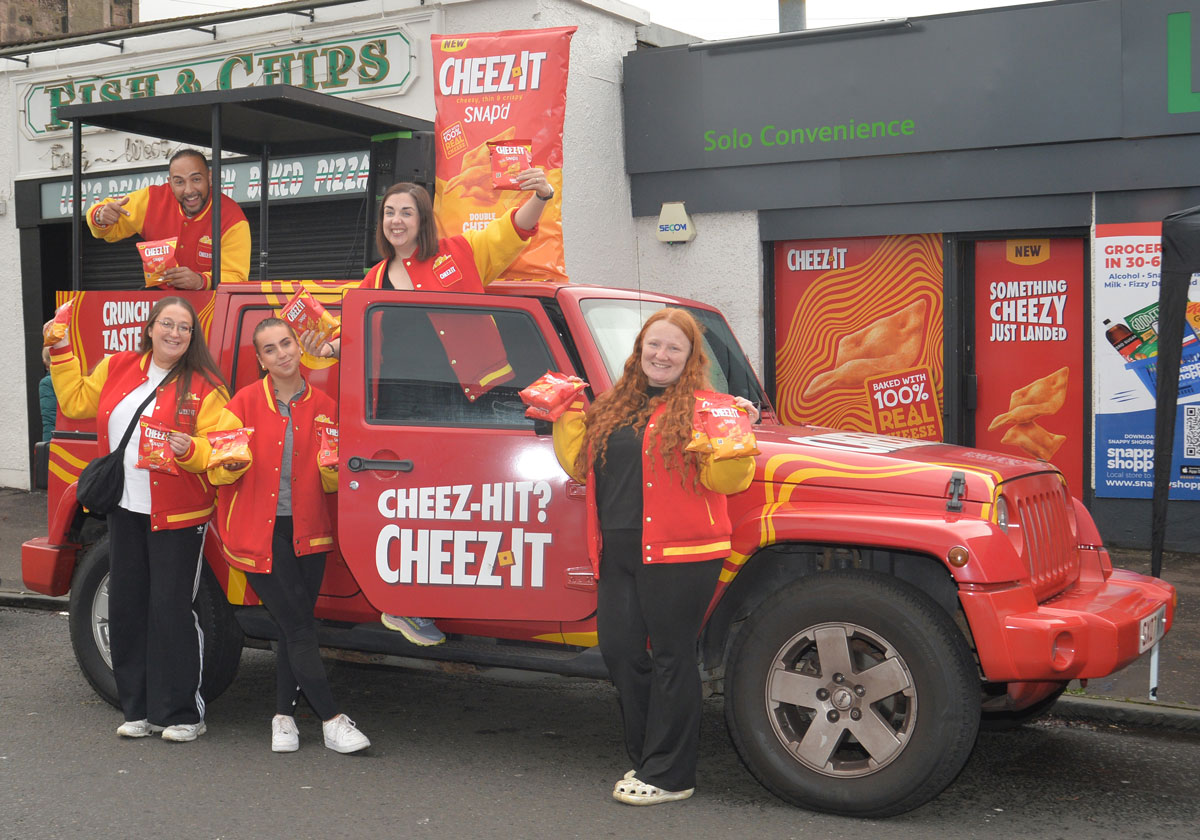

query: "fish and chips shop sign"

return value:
[20, 30, 416, 139]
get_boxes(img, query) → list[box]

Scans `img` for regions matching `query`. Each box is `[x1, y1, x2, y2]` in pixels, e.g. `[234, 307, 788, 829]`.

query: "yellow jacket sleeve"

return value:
[177, 386, 231, 474]
[198, 406, 252, 485]
[552, 401, 588, 482]
[211, 219, 251, 286]
[48, 348, 111, 420]
[462, 209, 532, 287]
[700, 453, 755, 496]
[85, 186, 149, 243]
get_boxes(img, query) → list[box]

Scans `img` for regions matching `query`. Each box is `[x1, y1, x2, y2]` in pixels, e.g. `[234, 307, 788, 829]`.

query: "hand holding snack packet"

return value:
[519, 371, 588, 421]
[282, 289, 341, 347]
[43, 299, 73, 347]
[686, 390, 760, 461]
[138, 418, 180, 475]
[137, 237, 179, 287]
[206, 427, 254, 471]
[488, 140, 534, 190]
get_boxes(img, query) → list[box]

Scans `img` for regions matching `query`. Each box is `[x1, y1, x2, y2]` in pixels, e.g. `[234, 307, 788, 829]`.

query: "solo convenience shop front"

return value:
[621, 0, 1200, 549]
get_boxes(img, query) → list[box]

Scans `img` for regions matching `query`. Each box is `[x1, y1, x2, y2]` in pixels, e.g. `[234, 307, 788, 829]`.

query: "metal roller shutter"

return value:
[78, 196, 369, 288]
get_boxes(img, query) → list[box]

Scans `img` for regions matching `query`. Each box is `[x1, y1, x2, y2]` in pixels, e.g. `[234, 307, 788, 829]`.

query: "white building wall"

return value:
[634, 211, 765, 377]
[0, 70, 26, 488]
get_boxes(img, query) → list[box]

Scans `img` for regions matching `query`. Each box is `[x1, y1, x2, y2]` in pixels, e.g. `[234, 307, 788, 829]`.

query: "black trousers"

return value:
[244, 517, 337, 721]
[597, 529, 722, 792]
[107, 508, 206, 726]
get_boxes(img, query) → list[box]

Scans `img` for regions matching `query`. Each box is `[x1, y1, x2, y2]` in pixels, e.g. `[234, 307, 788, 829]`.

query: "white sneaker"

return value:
[322, 713, 370, 754]
[161, 721, 207, 742]
[116, 719, 163, 738]
[272, 715, 299, 753]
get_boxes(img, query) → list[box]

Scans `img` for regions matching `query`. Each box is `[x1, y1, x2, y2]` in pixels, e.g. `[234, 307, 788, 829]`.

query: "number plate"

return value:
[1138, 605, 1167, 653]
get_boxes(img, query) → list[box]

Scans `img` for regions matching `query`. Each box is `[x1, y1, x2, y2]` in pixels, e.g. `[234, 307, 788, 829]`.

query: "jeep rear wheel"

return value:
[725, 570, 980, 817]
[67, 535, 244, 709]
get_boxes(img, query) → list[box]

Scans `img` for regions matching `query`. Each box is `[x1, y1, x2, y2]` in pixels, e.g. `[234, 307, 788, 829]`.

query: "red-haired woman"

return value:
[552, 308, 758, 805]
[303, 172, 554, 644]
[49, 296, 229, 742]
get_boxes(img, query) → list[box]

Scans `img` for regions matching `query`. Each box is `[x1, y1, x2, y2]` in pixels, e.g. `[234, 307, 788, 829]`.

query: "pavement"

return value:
[2, 486, 1198, 731]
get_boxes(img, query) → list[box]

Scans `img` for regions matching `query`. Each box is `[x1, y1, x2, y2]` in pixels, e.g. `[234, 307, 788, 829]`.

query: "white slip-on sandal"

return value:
[612, 769, 638, 791]
[613, 776, 695, 806]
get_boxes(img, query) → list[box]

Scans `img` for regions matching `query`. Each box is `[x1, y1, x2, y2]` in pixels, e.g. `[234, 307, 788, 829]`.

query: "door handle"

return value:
[347, 456, 414, 472]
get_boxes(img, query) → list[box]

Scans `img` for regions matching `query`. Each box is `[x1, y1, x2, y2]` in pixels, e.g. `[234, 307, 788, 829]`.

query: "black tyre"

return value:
[67, 534, 244, 709]
[724, 570, 980, 817]
[979, 684, 1066, 731]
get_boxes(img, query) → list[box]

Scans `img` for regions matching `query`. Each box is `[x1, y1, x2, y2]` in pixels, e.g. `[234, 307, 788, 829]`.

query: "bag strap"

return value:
[112, 388, 162, 457]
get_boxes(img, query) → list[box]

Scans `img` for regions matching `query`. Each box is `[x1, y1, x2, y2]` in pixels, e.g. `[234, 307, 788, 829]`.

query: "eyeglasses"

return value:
[155, 319, 193, 335]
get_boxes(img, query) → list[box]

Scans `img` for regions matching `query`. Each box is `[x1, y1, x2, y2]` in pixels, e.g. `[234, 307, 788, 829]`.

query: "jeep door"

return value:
[337, 290, 594, 620]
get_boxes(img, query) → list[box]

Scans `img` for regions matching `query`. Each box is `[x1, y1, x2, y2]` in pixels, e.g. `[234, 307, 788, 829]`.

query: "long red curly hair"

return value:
[578, 308, 711, 489]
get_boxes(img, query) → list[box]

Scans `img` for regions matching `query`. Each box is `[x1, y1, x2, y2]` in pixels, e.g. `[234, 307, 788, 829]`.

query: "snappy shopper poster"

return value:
[1094, 223, 1200, 499]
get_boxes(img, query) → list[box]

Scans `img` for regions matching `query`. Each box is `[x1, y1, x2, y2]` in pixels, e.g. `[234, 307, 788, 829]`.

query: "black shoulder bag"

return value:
[76, 389, 160, 516]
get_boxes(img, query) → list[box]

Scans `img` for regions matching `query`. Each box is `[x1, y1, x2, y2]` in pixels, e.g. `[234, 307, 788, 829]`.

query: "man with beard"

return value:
[87, 148, 251, 288]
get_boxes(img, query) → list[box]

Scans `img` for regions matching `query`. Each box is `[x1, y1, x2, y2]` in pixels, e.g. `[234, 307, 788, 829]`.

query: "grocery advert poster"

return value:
[1094, 223, 1200, 499]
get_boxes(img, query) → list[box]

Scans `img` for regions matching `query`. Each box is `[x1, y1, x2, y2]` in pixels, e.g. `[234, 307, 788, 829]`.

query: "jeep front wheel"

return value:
[67, 535, 244, 709]
[725, 570, 980, 817]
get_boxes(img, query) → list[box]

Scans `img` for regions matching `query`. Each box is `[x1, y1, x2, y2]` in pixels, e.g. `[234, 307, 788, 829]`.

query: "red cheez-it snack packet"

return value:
[282, 289, 341, 345]
[519, 371, 588, 421]
[687, 390, 760, 461]
[206, 427, 254, 470]
[43, 299, 73, 347]
[488, 140, 533, 190]
[137, 237, 178, 287]
[138, 418, 179, 475]
[317, 422, 339, 468]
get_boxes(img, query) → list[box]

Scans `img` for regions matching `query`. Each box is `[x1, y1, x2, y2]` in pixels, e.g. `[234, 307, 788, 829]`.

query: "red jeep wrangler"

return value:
[23, 279, 1176, 817]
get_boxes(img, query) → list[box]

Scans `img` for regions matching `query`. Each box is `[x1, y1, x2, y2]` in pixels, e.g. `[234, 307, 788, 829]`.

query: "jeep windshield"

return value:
[577, 298, 770, 410]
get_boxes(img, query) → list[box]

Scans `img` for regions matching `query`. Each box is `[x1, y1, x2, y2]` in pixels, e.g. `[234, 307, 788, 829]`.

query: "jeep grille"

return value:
[1012, 478, 1079, 600]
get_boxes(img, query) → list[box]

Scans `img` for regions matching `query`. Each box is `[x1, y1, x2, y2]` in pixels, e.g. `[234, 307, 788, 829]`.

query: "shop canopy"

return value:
[1152, 205, 1200, 577]
[58, 85, 434, 285]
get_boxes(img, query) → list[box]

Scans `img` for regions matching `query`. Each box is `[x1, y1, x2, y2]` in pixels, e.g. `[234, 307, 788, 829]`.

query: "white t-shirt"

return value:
[109, 361, 171, 514]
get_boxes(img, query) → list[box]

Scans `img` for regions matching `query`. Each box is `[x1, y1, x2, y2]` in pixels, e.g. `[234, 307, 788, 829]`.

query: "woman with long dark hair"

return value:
[553, 308, 757, 805]
[302, 170, 554, 644]
[202, 318, 369, 754]
[49, 296, 229, 742]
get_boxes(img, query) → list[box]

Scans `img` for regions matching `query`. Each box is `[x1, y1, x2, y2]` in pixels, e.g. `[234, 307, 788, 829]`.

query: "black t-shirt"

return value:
[594, 387, 664, 532]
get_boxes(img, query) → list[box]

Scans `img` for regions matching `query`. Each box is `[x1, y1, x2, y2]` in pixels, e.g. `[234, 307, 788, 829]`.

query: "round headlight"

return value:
[995, 496, 1009, 533]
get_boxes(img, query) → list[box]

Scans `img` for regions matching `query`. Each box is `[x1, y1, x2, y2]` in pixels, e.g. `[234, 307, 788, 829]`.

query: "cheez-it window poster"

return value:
[974, 238, 1084, 492]
[774, 235, 945, 441]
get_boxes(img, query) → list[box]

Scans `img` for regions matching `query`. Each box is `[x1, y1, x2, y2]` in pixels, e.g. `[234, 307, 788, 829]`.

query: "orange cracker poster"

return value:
[774, 235, 945, 438]
[973, 239, 1084, 491]
[431, 27, 575, 282]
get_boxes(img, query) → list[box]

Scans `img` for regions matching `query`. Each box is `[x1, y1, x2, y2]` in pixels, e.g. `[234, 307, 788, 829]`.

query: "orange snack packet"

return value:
[137, 418, 179, 475]
[519, 371, 588, 421]
[137, 237, 178, 287]
[206, 427, 254, 470]
[488, 140, 533, 190]
[282, 288, 341, 345]
[43, 299, 73, 347]
[688, 391, 760, 461]
[317, 422, 339, 468]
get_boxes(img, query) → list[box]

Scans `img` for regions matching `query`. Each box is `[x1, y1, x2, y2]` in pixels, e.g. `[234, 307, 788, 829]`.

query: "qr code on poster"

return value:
[1186, 405, 1200, 459]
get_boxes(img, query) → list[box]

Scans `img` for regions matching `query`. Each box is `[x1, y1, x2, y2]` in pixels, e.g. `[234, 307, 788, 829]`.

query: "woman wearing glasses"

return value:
[48, 296, 229, 743]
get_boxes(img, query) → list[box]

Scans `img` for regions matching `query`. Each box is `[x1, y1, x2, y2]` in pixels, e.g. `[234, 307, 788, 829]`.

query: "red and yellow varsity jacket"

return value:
[86, 183, 251, 287]
[198, 376, 338, 574]
[359, 208, 537, 400]
[49, 345, 228, 530]
[553, 398, 755, 576]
